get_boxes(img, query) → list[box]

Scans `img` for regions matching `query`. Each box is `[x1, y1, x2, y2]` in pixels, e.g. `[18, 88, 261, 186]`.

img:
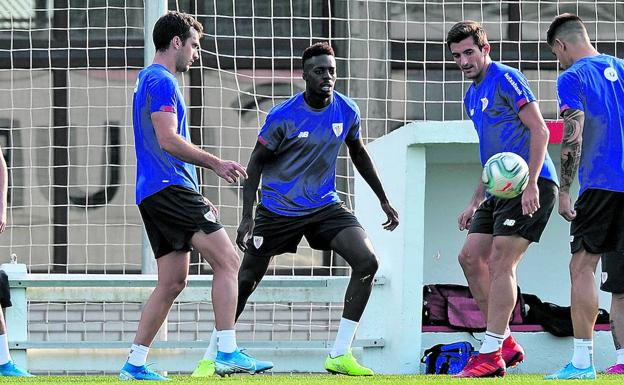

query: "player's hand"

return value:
[458, 204, 477, 231]
[558, 191, 576, 222]
[521, 181, 540, 216]
[214, 160, 248, 183]
[236, 216, 255, 252]
[380, 201, 399, 231]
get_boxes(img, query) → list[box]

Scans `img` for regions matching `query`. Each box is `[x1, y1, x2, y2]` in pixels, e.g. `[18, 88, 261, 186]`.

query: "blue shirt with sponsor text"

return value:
[257, 91, 360, 216]
[464, 61, 558, 185]
[557, 54, 624, 195]
[133, 64, 198, 204]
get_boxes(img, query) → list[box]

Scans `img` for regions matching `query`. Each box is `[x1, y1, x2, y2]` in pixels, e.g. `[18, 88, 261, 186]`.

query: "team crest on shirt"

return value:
[332, 123, 343, 137]
[253, 236, 264, 249]
[204, 211, 216, 223]
[480, 97, 489, 111]
[604, 67, 618, 82]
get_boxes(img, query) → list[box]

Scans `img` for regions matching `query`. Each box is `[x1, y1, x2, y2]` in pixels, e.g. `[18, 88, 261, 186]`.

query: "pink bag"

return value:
[423, 284, 525, 331]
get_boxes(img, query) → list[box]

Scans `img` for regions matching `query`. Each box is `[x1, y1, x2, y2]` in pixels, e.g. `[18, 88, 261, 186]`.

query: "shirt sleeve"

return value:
[347, 104, 362, 141]
[257, 109, 284, 151]
[499, 70, 536, 114]
[149, 77, 178, 114]
[557, 71, 584, 116]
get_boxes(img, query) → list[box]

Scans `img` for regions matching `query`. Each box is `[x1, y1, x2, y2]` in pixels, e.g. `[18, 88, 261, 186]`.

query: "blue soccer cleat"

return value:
[0, 361, 34, 377]
[119, 361, 170, 381]
[215, 349, 273, 377]
[545, 362, 596, 380]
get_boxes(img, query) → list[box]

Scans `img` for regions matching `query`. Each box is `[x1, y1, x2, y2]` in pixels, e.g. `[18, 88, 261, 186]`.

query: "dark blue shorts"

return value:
[245, 202, 362, 257]
[138, 185, 222, 258]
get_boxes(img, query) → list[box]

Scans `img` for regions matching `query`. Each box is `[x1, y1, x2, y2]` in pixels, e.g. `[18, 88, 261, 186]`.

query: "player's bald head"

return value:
[547, 13, 590, 47]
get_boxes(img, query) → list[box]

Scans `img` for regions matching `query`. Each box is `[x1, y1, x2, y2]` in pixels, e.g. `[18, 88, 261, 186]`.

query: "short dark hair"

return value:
[153, 11, 204, 52]
[446, 20, 489, 51]
[301, 42, 335, 67]
[546, 13, 585, 46]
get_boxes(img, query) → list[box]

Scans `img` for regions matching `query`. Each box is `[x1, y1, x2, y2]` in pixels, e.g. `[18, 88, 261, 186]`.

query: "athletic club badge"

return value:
[253, 236, 264, 249]
[332, 123, 343, 137]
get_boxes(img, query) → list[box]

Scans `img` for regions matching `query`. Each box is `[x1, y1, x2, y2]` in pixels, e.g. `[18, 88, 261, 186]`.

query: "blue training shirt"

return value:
[557, 54, 624, 195]
[133, 64, 198, 204]
[464, 61, 558, 185]
[257, 91, 360, 216]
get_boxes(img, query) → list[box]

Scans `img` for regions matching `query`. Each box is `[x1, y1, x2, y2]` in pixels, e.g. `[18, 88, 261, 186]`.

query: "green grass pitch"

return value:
[3, 374, 624, 385]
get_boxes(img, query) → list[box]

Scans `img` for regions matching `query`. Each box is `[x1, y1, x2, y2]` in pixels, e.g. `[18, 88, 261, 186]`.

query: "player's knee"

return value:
[164, 278, 188, 297]
[569, 257, 591, 282]
[213, 252, 240, 276]
[238, 268, 261, 294]
[458, 250, 479, 273]
[353, 253, 378, 277]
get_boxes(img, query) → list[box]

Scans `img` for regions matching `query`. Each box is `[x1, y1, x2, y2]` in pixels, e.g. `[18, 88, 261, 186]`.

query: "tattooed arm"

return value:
[558, 108, 585, 221]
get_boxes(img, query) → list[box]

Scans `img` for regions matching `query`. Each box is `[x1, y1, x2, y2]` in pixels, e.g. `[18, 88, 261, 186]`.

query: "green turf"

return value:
[2, 374, 623, 385]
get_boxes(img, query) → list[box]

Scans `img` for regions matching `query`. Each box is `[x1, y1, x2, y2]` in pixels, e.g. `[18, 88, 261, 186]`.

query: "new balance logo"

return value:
[503, 219, 516, 227]
[297, 131, 309, 138]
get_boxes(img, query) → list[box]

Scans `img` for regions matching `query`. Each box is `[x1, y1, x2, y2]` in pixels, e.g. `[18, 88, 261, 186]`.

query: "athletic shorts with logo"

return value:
[601, 251, 624, 294]
[569, 189, 624, 254]
[245, 202, 362, 257]
[138, 185, 222, 258]
[468, 178, 557, 242]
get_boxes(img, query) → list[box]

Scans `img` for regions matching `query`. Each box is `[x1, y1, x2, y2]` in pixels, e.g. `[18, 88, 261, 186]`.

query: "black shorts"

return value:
[468, 178, 557, 242]
[601, 252, 624, 294]
[570, 189, 624, 254]
[245, 202, 363, 257]
[0, 270, 11, 308]
[138, 185, 223, 258]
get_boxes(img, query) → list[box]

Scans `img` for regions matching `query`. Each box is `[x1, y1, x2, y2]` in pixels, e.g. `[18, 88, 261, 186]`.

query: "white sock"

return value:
[572, 338, 593, 369]
[216, 330, 237, 354]
[127, 343, 149, 367]
[203, 327, 218, 360]
[330, 318, 358, 358]
[616, 348, 624, 365]
[503, 326, 511, 339]
[0, 334, 11, 365]
[479, 330, 505, 354]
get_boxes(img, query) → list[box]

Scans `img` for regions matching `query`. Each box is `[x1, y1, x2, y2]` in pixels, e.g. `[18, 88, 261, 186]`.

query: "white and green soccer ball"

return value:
[482, 152, 529, 199]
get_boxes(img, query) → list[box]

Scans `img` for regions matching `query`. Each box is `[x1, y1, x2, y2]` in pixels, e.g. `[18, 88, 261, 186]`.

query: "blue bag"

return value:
[421, 341, 476, 374]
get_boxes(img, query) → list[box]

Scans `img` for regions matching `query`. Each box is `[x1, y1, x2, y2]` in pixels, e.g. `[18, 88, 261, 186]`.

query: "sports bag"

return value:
[421, 341, 476, 374]
[423, 284, 525, 331]
[522, 294, 609, 337]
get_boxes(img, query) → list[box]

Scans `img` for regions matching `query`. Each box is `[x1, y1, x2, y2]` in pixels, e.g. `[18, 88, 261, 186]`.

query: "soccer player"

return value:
[446, 21, 559, 377]
[209, 42, 398, 376]
[544, 13, 624, 380]
[0, 148, 32, 377]
[601, 252, 624, 374]
[120, 11, 272, 380]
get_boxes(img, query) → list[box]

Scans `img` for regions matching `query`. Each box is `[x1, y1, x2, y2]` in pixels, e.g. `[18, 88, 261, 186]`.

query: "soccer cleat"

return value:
[119, 361, 170, 381]
[215, 349, 273, 377]
[191, 358, 215, 377]
[502, 334, 525, 368]
[544, 362, 596, 380]
[324, 349, 374, 376]
[0, 361, 34, 377]
[606, 363, 624, 374]
[454, 350, 506, 378]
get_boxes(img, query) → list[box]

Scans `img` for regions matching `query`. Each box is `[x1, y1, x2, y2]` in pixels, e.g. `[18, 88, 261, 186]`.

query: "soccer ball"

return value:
[482, 152, 529, 199]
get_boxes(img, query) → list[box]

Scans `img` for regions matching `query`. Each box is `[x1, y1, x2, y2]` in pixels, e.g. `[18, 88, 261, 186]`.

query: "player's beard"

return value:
[175, 55, 192, 73]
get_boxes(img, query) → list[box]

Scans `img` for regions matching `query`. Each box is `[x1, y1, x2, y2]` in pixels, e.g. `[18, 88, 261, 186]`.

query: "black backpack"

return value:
[522, 294, 609, 337]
